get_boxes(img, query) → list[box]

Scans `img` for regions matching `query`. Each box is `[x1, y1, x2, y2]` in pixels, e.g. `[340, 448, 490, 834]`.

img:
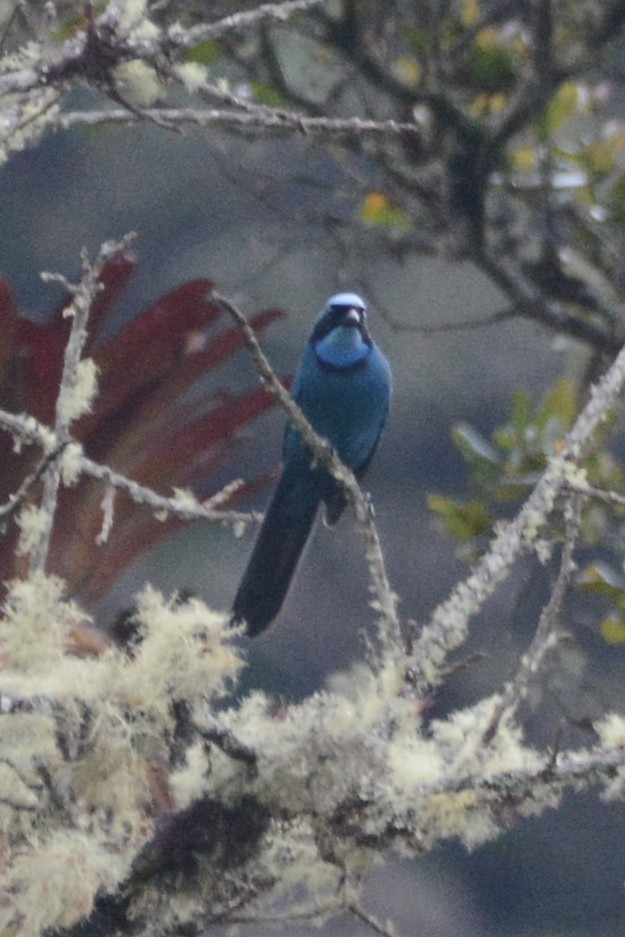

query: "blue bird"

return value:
[232, 292, 391, 636]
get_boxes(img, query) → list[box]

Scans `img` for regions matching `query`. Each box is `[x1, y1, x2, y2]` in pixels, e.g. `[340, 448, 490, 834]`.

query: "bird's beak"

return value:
[344, 308, 361, 326]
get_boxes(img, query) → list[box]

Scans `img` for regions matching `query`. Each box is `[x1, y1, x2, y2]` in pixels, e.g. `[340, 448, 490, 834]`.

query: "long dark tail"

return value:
[232, 467, 321, 636]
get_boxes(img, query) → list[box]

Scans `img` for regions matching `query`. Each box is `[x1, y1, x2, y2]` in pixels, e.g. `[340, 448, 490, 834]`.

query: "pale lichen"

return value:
[15, 504, 50, 558]
[176, 62, 208, 93]
[171, 487, 201, 511]
[170, 740, 210, 809]
[0, 573, 85, 671]
[1, 831, 129, 937]
[57, 357, 99, 425]
[59, 441, 85, 487]
[114, 61, 161, 106]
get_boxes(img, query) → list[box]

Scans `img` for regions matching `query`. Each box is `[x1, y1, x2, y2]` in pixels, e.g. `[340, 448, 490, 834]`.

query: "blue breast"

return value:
[285, 339, 391, 472]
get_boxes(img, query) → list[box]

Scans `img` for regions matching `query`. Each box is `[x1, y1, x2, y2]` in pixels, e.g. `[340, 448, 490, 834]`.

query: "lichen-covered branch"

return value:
[27, 238, 132, 572]
[0, 404, 257, 532]
[59, 105, 421, 137]
[409, 337, 625, 692]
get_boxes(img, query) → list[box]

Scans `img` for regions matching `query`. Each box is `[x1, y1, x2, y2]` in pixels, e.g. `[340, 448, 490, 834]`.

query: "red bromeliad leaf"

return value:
[78, 278, 221, 439]
[0, 279, 27, 592]
[13, 316, 68, 424]
[83, 251, 137, 349]
[128, 386, 277, 489]
[108, 308, 283, 438]
[9, 252, 139, 425]
[78, 307, 283, 466]
[0, 280, 16, 390]
[49, 385, 278, 602]
[0, 256, 286, 608]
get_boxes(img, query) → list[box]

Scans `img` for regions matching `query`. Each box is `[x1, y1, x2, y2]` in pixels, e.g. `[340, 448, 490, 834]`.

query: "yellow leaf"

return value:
[586, 139, 615, 176]
[542, 378, 577, 430]
[392, 56, 421, 86]
[360, 191, 411, 230]
[513, 146, 537, 172]
[538, 81, 580, 138]
[476, 26, 498, 48]
[601, 614, 625, 644]
[460, 0, 481, 27]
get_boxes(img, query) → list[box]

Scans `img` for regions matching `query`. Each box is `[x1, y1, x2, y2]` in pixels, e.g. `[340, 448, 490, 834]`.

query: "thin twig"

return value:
[397, 743, 625, 816]
[343, 888, 398, 937]
[169, 0, 327, 46]
[95, 485, 116, 546]
[199, 713, 257, 768]
[0, 445, 66, 527]
[79, 454, 258, 529]
[563, 479, 625, 509]
[474, 248, 619, 354]
[0, 692, 54, 715]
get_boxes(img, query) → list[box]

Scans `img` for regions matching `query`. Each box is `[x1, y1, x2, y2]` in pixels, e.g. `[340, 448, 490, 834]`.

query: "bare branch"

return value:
[60, 106, 420, 137]
[473, 249, 620, 354]
[0, 0, 329, 103]
[170, 0, 329, 47]
[343, 889, 397, 937]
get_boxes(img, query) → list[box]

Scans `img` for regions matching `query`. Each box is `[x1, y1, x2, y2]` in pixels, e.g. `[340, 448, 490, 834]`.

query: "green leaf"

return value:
[468, 37, 517, 93]
[608, 172, 625, 224]
[577, 562, 625, 600]
[360, 191, 411, 230]
[540, 378, 577, 431]
[536, 81, 580, 140]
[52, 3, 107, 42]
[428, 495, 493, 541]
[452, 422, 501, 466]
[405, 27, 428, 57]
[184, 40, 221, 66]
[249, 80, 285, 108]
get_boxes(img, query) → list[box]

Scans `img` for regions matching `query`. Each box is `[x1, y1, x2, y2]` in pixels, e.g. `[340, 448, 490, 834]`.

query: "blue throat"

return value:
[314, 324, 369, 369]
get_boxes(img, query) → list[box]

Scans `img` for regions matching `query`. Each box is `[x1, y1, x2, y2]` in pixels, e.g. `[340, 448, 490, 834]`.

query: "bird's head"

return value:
[311, 292, 372, 368]
[311, 292, 368, 340]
